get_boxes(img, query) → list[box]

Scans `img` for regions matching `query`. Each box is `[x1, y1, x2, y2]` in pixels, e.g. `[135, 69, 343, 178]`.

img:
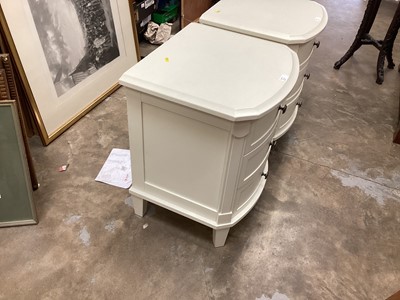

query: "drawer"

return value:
[244, 106, 280, 154]
[239, 140, 272, 188]
[234, 160, 269, 214]
[274, 82, 304, 140]
[281, 80, 303, 107]
[286, 62, 308, 99]
[289, 38, 317, 65]
[300, 46, 314, 70]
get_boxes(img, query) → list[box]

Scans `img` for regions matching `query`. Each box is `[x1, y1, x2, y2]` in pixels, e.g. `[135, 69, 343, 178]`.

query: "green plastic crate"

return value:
[152, 4, 179, 24]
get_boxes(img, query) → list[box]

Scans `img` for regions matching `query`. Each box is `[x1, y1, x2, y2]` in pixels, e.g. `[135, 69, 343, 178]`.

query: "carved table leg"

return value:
[132, 195, 148, 217]
[395, 89, 400, 144]
[334, 0, 382, 69]
[394, 125, 400, 144]
[376, 2, 400, 84]
[213, 228, 230, 247]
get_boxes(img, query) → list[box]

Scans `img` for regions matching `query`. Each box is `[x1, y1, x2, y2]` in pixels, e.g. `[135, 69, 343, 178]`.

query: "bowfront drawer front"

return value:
[289, 39, 317, 65]
[300, 45, 315, 70]
[282, 41, 319, 98]
[244, 107, 280, 154]
[281, 79, 303, 107]
[274, 82, 304, 140]
[286, 61, 309, 99]
[239, 137, 272, 188]
[275, 104, 300, 140]
[233, 160, 269, 218]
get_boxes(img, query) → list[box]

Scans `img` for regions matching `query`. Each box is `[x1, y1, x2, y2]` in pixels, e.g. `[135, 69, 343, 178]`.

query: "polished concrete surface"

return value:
[1, 0, 400, 299]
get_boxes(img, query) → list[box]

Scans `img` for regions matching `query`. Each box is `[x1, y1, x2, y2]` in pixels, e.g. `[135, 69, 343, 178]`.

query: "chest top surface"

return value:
[120, 23, 299, 121]
[200, 0, 328, 44]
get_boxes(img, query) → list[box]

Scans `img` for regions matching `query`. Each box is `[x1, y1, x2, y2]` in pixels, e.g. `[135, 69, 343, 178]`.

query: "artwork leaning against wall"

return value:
[0, 0, 137, 145]
[27, 0, 120, 97]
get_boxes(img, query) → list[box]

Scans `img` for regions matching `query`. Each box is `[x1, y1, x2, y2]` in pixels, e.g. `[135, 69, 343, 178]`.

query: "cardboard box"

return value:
[135, 0, 157, 33]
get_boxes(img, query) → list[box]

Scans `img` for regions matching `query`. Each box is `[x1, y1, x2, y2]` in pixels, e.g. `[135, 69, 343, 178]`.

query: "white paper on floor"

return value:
[95, 148, 132, 189]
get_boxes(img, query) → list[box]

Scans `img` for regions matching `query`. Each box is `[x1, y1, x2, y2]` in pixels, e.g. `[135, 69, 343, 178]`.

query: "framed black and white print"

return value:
[0, 0, 138, 145]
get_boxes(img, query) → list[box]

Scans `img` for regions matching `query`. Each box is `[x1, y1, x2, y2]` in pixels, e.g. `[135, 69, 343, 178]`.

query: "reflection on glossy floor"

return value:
[1, 0, 400, 299]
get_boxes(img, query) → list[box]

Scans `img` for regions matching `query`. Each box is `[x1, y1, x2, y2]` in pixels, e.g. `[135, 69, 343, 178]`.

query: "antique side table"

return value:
[334, 0, 400, 84]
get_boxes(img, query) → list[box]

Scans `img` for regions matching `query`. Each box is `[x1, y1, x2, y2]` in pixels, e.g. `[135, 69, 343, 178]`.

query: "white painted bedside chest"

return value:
[200, 0, 328, 139]
[120, 23, 299, 247]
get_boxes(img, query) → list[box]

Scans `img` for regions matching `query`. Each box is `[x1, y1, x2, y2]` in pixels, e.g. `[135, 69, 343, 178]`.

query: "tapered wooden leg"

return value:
[213, 228, 230, 247]
[132, 196, 148, 217]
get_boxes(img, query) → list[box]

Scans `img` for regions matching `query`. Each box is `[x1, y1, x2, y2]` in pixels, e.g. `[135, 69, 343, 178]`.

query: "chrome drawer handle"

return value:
[314, 41, 320, 48]
[261, 172, 269, 179]
[304, 73, 311, 80]
[279, 104, 287, 114]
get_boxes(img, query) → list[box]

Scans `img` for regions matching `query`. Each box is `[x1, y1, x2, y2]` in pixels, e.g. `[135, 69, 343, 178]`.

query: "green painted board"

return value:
[0, 100, 37, 226]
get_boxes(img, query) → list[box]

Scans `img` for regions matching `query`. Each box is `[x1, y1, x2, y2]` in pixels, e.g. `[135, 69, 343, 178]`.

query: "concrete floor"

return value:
[1, 0, 400, 299]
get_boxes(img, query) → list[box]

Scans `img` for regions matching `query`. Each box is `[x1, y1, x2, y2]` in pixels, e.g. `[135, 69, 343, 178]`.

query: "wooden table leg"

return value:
[395, 88, 400, 144]
[334, 0, 382, 69]
[376, 2, 400, 84]
[386, 288, 400, 300]
[394, 125, 400, 144]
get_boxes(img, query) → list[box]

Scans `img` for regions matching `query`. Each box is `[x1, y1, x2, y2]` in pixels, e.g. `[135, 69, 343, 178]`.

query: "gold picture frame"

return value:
[0, 0, 138, 145]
